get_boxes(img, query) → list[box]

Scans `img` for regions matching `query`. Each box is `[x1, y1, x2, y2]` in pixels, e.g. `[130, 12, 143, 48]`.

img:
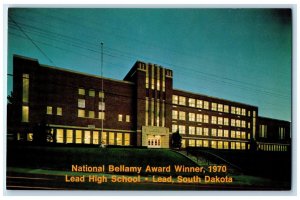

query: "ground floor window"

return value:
[76, 130, 82, 143]
[66, 129, 73, 143]
[101, 132, 107, 145]
[93, 131, 99, 144]
[56, 129, 64, 143]
[109, 132, 115, 145]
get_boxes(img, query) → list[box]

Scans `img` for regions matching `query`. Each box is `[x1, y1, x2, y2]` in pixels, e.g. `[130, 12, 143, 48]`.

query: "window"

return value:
[196, 100, 203, 108]
[253, 111, 256, 117]
[279, 127, 285, 139]
[84, 131, 91, 144]
[181, 139, 186, 148]
[236, 107, 241, 115]
[98, 112, 105, 119]
[204, 101, 209, 109]
[172, 95, 178, 104]
[78, 99, 85, 108]
[218, 104, 223, 112]
[241, 143, 246, 150]
[89, 89, 95, 97]
[217, 129, 223, 137]
[172, 124, 178, 133]
[224, 118, 229, 126]
[224, 141, 229, 149]
[179, 111, 186, 121]
[218, 141, 223, 149]
[224, 130, 229, 137]
[236, 131, 241, 138]
[248, 122, 251, 129]
[99, 91, 105, 98]
[204, 115, 209, 123]
[236, 120, 241, 127]
[89, 111, 95, 118]
[231, 106, 236, 114]
[241, 120, 246, 128]
[118, 114, 123, 122]
[179, 96, 186, 106]
[179, 125, 185, 134]
[78, 88, 85, 95]
[217, 117, 223, 125]
[211, 116, 217, 124]
[231, 119, 236, 127]
[196, 114, 202, 122]
[189, 113, 195, 122]
[124, 133, 130, 146]
[231, 130, 236, 138]
[47, 106, 52, 115]
[126, 115, 130, 122]
[224, 105, 229, 113]
[241, 131, 246, 139]
[109, 132, 115, 145]
[101, 132, 107, 145]
[56, 129, 64, 143]
[78, 109, 85, 118]
[236, 142, 241, 149]
[212, 103, 217, 111]
[93, 131, 99, 144]
[259, 124, 267, 138]
[248, 111, 251, 117]
[203, 128, 209, 136]
[117, 133, 123, 145]
[196, 140, 203, 147]
[189, 139, 195, 147]
[211, 141, 217, 149]
[189, 126, 195, 135]
[242, 109, 246, 116]
[211, 129, 217, 137]
[189, 98, 195, 107]
[203, 140, 209, 147]
[98, 102, 105, 110]
[22, 106, 29, 122]
[231, 142, 235, 149]
[22, 74, 29, 103]
[75, 130, 82, 143]
[196, 127, 202, 135]
[172, 110, 178, 120]
[57, 107, 62, 116]
[66, 130, 73, 143]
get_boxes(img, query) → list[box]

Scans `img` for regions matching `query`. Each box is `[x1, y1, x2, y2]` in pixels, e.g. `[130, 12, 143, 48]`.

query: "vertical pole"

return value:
[101, 42, 104, 145]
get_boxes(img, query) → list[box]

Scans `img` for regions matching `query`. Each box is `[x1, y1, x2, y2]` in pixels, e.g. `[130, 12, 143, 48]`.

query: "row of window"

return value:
[78, 88, 105, 98]
[181, 139, 248, 150]
[172, 124, 249, 139]
[78, 99, 105, 111]
[172, 111, 249, 128]
[259, 125, 287, 140]
[172, 95, 253, 117]
[118, 114, 131, 122]
[258, 144, 288, 152]
[47, 106, 63, 116]
[78, 109, 105, 119]
[145, 98, 166, 127]
[145, 64, 166, 91]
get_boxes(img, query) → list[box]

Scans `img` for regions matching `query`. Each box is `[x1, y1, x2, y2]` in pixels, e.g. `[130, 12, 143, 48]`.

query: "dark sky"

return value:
[7, 8, 292, 121]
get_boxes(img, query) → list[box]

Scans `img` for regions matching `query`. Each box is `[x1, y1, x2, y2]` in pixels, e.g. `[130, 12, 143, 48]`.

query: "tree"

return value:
[171, 131, 182, 149]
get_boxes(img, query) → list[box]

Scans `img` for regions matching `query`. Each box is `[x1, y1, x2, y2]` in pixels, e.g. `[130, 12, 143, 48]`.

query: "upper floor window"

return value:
[218, 104, 223, 112]
[78, 99, 85, 108]
[196, 100, 203, 108]
[231, 106, 236, 114]
[126, 115, 131, 122]
[172, 95, 178, 104]
[204, 101, 209, 109]
[89, 89, 95, 97]
[57, 107, 62, 116]
[99, 102, 105, 111]
[99, 91, 105, 98]
[179, 96, 186, 106]
[211, 103, 217, 111]
[118, 114, 123, 122]
[47, 106, 53, 115]
[189, 113, 195, 122]
[188, 98, 195, 107]
[224, 105, 229, 113]
[172, 110, 178, 120]
[179, 111, 186, 121]
[78, 88, 85, 95]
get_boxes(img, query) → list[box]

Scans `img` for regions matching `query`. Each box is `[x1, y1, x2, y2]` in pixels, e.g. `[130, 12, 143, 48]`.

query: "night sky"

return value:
[7, 8, 292, 121]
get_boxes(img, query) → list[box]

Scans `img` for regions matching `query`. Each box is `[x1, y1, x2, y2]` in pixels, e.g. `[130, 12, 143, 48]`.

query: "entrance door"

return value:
[147, 135, 161, 148]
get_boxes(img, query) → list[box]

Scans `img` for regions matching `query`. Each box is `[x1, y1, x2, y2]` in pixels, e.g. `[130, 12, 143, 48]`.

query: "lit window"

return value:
[224, 105, 229, 113]
[217, 117, 223, 125]
[117, 133, 123, 145]
[248, 122, 251, 128]
[203, 140, 209, 147]
[231, 119, 236, 127]
[84, 131, 91, 144]
[78, 99, 85, 108]
[99, 91, 105, 98]
[172, 124, 178, 133]
[241, 143, 246, 150]
[22, 106, 29, 122]
[242, 109, 246, 116]
[172, 95, 178, 104]
[189, 113, 195, 122]
[236, 120, 241, 127]
[89, 111, 95, 118]
[179, 96, 186, 106]
[211, 129, 217, 136]
[218, 141, 223, 149]
[189, 139, 195, 147]
[27, 133, 33, 141]
[76, 130, 82, 143]
[78, 109, 85, 118]
[179, 111, 186, 121]
[101, 132, 107, 145]
[203, 128, 209, 136]
[224, 141, 229, 149]
[89, 89, 95, 97]
[181, 139, 186, 148]
[217, 129, 223, 137]
[98, 112, 105, 119]
[218, 104, 223, 112]
[231, 142, 235, 149]
[172, 110, 178, 120]
[66, 130, 73, 143]
[224, 130, 229, 137]
[196, 114, 202, 122]
[78, 88, 85, 95]
[211, 116, 217, 124]
[196, 127, 202, 135]
[196, 140, 203, 147]
[212, 103, 217, 111]
[253, 111, 256, 117]
[98, 102, 105, 110]
[231, 106, 236, 114]
[118, 114, 123, 122]
[47, 106, 52, 115]
[57, 107, 62, 116]
[196, 100, 203, 108]
[231, 130, 236, 138]
[189, 126, 195, 135]
[279, 127, 285, 139]
[241, 120, 246, 128]
[248, 111, 251, 117]
[236, 107, 241, 115]
[236, 131, 241, 138]
[93, 131, 99, 144]
[204, 115, 209, 123]
[236, 142, 241, 149]
[188, 98, 195, 107]
[126, 115, 130, 122]
[204, 101, 209, 109]
[211, 141, 217, 149]
[259, 124, 267, 138]
[178, 125, 185, 134]
[224, 118, 229, 126]
[241, 131, 246, 139]
[22, 74, 29, 103]
[56, 129, 64, 143]
[109, 132, 115, 145]
[124, 133, 130, 146]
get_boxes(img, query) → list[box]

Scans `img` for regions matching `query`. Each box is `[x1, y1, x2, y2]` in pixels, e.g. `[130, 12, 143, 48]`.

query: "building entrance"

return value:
[147, 135, 161, 148]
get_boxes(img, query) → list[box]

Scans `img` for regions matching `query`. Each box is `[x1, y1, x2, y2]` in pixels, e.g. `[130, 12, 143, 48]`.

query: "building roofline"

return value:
[173, 88, 258, 108]
[258, 116, 291, 123]
[14, 54, 135, 85]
